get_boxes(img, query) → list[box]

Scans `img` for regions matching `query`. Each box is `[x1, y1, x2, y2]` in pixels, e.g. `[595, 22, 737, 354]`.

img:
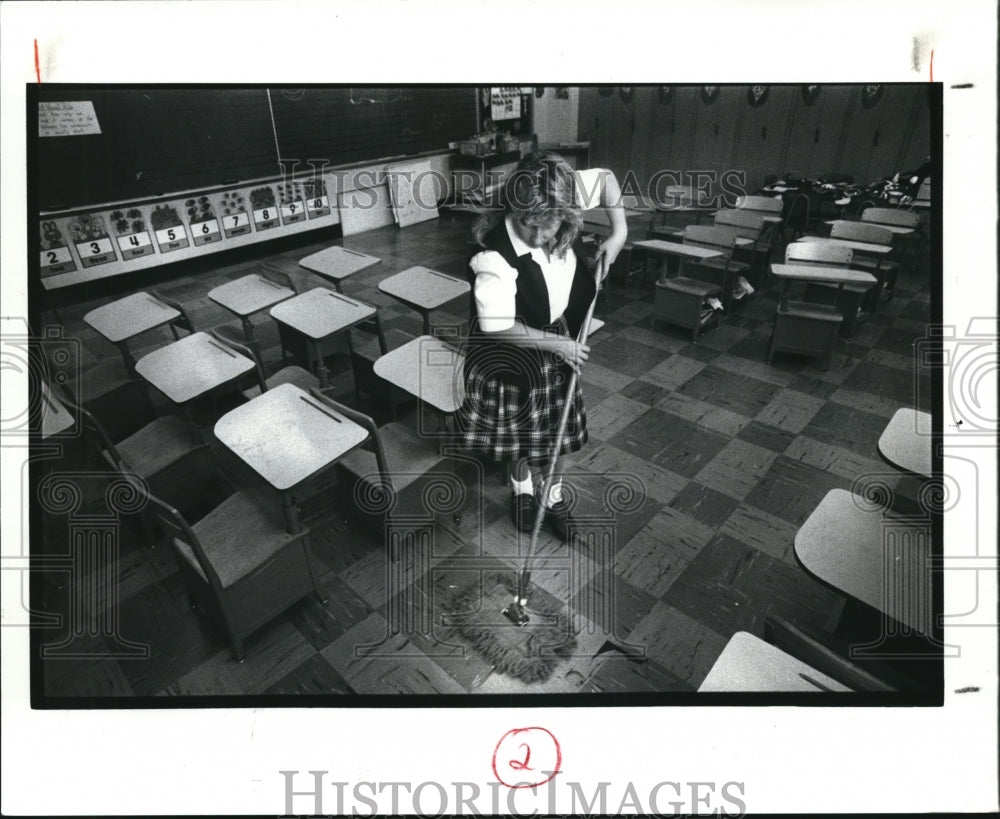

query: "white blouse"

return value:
[471, 168, 607, 332]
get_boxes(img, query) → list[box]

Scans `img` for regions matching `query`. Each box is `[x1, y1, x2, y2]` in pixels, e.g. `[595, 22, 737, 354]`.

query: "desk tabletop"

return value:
[879, 407, 933, 479]
[698, 632, 851, 692]
[795, 488, 931, 633]
[823, 220, 915, 236]
[298, 245, 381, 281]
[208, 273, 296, 317]
[83, 292, 181, 344]
[378, 266, 470, 311]
[40, 382, 74, 438]
[796, 236, 892, 254]
[373, 335, 466, 414]
[214, 383, 368, 491]
[770, 264, 877, 286]
[632, 239, 724, 260]
[270, 288, 376, 340]
[135, 331, 255, 404]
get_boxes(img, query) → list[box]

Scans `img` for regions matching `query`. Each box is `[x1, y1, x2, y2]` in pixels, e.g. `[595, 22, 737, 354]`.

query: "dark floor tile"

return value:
[668, 482, 741, 528]
[287, 573, 374, 651]
[676, 366, 781, 418]
[588, 336, 670, 378]
[801, 401, 889, 458]
[114, 575, 224, 696]
[677, 342, 723, 363]
[873, 326, 921, 358]
[736, 419, 795, 454]
[586, 654, 692, 693]
[620, 379, 670, 406]
[569, 572, 659, 638]
[841, 361, 915, 406]
[786, 373, 840, 399]
[743, 456, 850, 526]
[665, 534, 773, 638]
[263, 652, 355, 696]
[609, 407, 731, 478]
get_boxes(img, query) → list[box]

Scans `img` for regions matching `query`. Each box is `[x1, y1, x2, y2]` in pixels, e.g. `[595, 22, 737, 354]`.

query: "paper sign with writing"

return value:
[39, 101, 102, 137]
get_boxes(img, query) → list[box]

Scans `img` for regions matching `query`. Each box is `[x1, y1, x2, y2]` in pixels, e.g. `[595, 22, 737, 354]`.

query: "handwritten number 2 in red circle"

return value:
[509, 743, 532, 771]
[492, 727, 561, 788]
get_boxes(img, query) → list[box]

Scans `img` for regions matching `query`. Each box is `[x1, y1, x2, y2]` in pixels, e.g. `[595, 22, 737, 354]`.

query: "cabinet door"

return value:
[899, 86, 933, 171]
[734, 84, 796, 192]
[861, 85, 925, 182]
[689, 86, 743, 178]
[605, 89, 639, 181]
[806, 85, 855, 179]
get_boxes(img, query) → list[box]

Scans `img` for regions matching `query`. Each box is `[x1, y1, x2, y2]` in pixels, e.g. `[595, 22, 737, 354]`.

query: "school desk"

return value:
[83, 292, 181, 375]
[214, 383, 368, 533]
[377, 266, 470, 337]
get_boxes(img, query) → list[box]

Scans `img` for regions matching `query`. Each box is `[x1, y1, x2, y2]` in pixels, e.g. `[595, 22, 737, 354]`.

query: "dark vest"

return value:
[464, 220, 596, 393]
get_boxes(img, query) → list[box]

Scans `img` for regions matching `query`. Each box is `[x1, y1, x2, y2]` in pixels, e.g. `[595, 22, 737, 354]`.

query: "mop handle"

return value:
[518, 265, 604, 598]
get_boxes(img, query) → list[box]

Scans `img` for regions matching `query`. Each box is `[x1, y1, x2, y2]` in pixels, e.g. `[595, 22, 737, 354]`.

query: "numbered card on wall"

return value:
[154, 224, 190, 252]
[116, 230, 155, 259]
[39, 220, 77, 277]
[39, 245, 76, 277]
[253, 206, 279, 230]
[192, 218, 221, 246]
[223, 211, 251, 238]
[279, 200, 306, 225]
[306, 194, 331, 218]
[75, 236, 117, 268]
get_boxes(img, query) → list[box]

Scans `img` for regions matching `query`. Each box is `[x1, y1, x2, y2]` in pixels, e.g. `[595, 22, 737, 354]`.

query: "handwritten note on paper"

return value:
[38, 101, 102, 137]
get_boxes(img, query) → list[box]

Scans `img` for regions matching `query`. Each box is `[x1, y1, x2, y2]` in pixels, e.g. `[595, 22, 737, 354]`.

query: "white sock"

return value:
[510, 474, 533, 496]
[544, 481, 564, 509]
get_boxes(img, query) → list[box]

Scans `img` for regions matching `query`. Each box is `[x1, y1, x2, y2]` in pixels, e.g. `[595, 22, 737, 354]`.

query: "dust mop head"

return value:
[442, 572, 577, 683]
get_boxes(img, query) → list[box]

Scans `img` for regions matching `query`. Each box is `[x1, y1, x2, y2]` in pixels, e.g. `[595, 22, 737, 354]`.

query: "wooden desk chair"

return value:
[653, 275, 723, 342]
[62, 386, 224, 544]
[713, 209, 769, 285]
[680, 225, 750, 310]
[768, 244, 850, 370]
[860, 208, 923, 296]
[210, 327, 319, 401]
[789, 242, 871, 339]
[828, 220, 896, 308]
[145, 488, 326, 662]
[782, 193, 811, 241]
[314, 390, 466, 547]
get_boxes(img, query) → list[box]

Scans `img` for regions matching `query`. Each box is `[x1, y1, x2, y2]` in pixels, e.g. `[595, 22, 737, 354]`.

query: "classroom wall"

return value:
[532, 87, 580, 145]
[577, 84, 932, 195]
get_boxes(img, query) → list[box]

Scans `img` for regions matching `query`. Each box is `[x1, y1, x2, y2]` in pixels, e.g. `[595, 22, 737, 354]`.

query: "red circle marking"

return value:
[491, 727, 562, 789]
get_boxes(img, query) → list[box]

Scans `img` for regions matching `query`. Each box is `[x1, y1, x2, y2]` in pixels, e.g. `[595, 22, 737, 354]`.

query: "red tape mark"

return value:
[34, 39, 41, 84]
[930, 49, 934, 83]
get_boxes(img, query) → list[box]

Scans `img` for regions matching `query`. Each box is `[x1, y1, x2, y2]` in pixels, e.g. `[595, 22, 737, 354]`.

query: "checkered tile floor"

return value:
[32, 212, 934, 699]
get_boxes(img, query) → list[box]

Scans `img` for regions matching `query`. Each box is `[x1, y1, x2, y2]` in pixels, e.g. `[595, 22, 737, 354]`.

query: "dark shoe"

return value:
[511, 492, 538, 533]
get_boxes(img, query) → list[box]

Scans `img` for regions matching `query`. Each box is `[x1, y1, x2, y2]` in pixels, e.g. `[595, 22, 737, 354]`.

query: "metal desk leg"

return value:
[117, 341, 137, 377]
[281, 491, 301, 534]
[311, 340, 330, 389]
[240, 317, 256, 341]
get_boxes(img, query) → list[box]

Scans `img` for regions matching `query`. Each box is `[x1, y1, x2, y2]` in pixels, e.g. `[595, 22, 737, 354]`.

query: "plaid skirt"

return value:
[455, 320, 588, 463]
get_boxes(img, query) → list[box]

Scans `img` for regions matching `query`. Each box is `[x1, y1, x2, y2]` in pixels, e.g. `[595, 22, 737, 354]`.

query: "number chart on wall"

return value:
[37, 175, 337, 290]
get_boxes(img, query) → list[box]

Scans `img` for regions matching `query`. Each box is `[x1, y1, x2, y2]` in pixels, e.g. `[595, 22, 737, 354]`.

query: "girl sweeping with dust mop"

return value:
[456, 151, 627, 535]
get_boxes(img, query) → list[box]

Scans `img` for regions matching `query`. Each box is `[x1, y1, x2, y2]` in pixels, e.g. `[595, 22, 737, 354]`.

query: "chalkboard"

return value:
[268, 87, 477, 169]
[35, 86, 478, 211]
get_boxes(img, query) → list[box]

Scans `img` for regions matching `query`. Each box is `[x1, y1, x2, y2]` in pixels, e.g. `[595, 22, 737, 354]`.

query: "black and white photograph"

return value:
[2, 2, 996, 817]
[25, 82, 945, 703]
